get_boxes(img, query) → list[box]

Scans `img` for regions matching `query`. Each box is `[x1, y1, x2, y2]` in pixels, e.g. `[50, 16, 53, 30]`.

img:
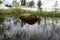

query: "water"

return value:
[0, 17, 60, 40]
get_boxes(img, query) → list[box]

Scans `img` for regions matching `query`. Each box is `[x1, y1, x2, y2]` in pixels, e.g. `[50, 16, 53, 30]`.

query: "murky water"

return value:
[0, 17, 60, 40]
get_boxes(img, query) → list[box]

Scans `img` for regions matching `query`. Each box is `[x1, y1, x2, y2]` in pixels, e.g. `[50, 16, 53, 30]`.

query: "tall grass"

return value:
[0, 8, 60, 18]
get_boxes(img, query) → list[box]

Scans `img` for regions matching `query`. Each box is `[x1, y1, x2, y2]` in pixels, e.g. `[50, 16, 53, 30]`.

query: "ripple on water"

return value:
[3, 17, 60, 40]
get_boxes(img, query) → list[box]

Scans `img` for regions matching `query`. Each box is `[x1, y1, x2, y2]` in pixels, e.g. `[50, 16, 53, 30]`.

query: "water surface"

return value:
[0, 17, 60, 40]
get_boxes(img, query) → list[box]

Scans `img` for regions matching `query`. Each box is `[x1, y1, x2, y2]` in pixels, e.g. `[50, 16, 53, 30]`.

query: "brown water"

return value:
[0, 17, 60, 40]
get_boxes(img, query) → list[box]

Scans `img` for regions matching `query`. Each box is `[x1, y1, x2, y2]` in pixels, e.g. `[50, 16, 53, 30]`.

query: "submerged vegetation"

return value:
[0, 0, 60, 40]
[0, 8, 60, 40]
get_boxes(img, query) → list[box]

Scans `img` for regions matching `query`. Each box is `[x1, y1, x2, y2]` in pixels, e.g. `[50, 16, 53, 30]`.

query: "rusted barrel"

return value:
[19, 13, 38, 25]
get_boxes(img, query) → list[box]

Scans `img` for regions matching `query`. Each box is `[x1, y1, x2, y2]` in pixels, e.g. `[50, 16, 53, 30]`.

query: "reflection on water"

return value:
[0, 17, 60, 40]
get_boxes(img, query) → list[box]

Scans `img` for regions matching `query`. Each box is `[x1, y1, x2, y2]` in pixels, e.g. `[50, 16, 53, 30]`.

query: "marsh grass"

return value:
[0, 8, 60, 18]
[0, 8, 60, 25]
[1, 8, 60, 40]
